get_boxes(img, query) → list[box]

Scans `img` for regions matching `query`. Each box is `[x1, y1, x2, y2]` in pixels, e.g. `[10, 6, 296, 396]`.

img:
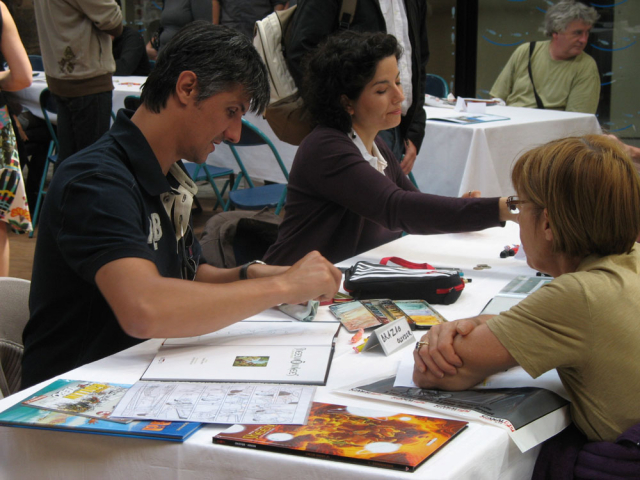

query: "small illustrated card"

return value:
[362, 318, 415, 356]
[330, 299, 414, 332]
[393, 300, 447, 330]
[329, 301, 381, 331]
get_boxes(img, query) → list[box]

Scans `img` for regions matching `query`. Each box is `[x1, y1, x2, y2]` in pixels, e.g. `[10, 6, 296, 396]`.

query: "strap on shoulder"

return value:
[339, 0, 358, 29]
[528, 41, 545, 109]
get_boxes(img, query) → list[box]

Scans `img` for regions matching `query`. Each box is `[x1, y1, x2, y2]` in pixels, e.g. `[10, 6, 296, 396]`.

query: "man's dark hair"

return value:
[302, 30, 402, 133]
[141, 21, 269, 114]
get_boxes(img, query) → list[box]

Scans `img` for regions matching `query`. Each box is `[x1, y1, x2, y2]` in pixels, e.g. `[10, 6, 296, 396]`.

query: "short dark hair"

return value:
[302, 30, 402, 133]
[141, 22, 269, 114]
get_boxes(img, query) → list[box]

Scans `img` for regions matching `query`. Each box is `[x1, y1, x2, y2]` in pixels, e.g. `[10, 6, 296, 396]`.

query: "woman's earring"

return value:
[351, 130, 356, 139]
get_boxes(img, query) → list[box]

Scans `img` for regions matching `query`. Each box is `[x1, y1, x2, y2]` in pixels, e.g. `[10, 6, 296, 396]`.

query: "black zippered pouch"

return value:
[343, 261, 465, 305]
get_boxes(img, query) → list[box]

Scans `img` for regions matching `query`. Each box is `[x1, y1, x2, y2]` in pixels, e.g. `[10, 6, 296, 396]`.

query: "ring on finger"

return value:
[415, 340, 429, 350]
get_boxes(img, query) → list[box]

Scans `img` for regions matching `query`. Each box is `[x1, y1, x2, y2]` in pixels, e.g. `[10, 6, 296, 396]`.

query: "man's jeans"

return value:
[53, 91, 112, 165]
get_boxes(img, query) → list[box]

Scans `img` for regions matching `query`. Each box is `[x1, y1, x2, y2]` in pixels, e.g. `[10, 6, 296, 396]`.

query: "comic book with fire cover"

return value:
[213, 402, 467, 472]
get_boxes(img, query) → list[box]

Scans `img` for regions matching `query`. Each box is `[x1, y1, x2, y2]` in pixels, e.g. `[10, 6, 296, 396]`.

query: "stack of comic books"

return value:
[0, 379, 202, 442]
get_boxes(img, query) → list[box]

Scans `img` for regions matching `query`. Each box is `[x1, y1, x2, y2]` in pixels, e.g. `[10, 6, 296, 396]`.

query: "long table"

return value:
[0, 222, 556, 479]
[15, 77, 601, 196]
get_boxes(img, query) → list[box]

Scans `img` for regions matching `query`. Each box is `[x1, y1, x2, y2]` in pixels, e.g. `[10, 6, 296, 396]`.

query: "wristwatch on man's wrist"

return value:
[239, 260, 266, 280]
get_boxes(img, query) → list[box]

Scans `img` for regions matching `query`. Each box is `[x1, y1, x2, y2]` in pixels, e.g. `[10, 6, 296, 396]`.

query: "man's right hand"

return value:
[280, 251, 342, 305]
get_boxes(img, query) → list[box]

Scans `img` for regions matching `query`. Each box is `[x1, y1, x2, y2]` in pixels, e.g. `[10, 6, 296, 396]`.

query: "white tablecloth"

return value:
[419, 106, 601, 197]
[13, 77, 601, 194]
[15, 74, 148, 123]
[205, 106, 602, 195]
[0, 223, 553, 480]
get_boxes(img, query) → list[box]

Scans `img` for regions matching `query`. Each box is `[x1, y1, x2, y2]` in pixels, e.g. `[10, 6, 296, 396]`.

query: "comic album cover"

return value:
[213, 402, 467, 472]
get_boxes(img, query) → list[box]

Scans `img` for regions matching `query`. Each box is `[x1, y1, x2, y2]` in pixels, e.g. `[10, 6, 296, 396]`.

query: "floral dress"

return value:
[0, 95, 32, 233]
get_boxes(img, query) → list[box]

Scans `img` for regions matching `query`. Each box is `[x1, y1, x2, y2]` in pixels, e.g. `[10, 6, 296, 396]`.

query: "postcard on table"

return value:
[213, 402, 467, 472]
[141, 322, 340, 385]
[393, 300, 447, 329]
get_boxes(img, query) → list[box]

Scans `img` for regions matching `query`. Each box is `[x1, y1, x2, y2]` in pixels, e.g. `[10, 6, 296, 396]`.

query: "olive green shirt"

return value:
[489, 40, 600, 114]
[487, 248, 640, 442]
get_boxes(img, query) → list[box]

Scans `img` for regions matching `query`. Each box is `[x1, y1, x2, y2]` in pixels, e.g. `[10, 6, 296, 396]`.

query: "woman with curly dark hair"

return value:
[264, 31, 515, 265]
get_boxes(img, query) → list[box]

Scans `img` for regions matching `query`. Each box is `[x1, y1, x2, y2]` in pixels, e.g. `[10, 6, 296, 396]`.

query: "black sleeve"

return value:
[114, 28, 147, 76]
[404, 0, 429, 153]
[285, 0, 340, 89]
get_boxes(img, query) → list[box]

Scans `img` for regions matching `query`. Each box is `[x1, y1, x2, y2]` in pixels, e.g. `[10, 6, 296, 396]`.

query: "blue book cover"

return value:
[0, 380, 202, 442]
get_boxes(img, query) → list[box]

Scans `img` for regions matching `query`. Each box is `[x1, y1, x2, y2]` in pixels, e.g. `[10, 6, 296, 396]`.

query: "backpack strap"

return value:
[339, 0, 358, 29]
[528, 41, 545, 109]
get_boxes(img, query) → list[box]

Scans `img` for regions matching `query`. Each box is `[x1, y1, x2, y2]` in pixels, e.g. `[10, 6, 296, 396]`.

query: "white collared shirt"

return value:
[350, 131, 388, 174]
[379, 0, 413, 116]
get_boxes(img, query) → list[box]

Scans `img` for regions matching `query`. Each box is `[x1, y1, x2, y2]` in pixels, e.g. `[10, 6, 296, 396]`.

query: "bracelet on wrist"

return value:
[239, 260, 266, 280]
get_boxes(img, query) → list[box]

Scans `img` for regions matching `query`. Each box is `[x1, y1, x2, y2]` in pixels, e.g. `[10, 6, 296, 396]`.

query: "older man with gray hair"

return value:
[490, 0, 600, 114]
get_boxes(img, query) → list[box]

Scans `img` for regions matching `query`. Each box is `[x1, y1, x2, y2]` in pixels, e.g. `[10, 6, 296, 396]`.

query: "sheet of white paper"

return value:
[466, 101, 486, 114]
[394, 346, 418, 387]
[111, 381, 315, 425]
[454, 96, 467, 112]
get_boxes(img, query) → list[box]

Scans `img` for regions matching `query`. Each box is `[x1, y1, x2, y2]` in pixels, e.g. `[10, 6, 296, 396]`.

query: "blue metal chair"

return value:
[225, 118, 289, 215]
[29, 88, 58, 237]
[425, 73, 450, 98]
[182, 162, 235, 211]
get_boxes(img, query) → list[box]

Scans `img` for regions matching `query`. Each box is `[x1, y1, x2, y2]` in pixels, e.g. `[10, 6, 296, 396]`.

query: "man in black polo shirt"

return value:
[22, 22, 341, 389]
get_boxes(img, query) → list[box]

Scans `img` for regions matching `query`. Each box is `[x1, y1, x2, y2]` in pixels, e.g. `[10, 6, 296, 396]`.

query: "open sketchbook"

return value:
[214, 402, 468, 472]
[142, 322, 340, 385]
[481, 275, 553, 315]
